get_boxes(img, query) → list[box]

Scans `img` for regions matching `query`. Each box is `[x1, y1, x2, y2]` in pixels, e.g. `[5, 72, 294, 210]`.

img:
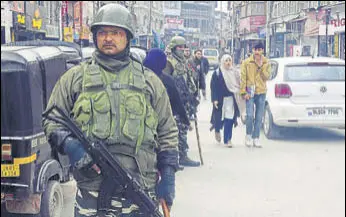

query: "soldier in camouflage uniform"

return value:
[43, 4, 179, 217]
[164, 36, 201, 167]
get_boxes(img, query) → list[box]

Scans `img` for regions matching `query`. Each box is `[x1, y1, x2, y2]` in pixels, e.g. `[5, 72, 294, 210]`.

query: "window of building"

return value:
[47, 1, 51, 24]
[37, 1, 44, 6]
[164, 1, 179, 9]
[289, 2, 296, 14]
[308, 1, 318, 8]
[273, 2, 279, 18]
[250, 2, 265, 16]
[246, 3, 251, 16]
[240, 4, 246, 18]
[279, 2, 284, 17]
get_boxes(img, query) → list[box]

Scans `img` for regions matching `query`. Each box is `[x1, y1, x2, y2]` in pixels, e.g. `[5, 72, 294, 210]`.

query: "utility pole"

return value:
[79, 1, 83, 49]
[265, 1, 271, 57]
[148, 1, 152, 49]
[231, 1, 235, 56]
[59, 1, 62, 41]
[148, 1, 152, 34]
[220, 2, 223, 49]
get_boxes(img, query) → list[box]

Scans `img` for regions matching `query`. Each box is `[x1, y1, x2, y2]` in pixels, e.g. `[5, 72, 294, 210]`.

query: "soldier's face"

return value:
[97, 26, 128, 55]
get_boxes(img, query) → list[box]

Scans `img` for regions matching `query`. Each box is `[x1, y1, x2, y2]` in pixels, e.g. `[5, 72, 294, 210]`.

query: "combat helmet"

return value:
[91, 3, 134, 39]
[169, 35, 186, 50]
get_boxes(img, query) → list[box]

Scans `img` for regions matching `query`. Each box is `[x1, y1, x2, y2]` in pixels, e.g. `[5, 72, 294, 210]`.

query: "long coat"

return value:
[210, 69, 240, 131]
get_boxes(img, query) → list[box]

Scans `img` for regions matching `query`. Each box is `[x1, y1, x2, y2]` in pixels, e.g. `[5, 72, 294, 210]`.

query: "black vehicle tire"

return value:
[263, 105, 280, 140]
[40, 180, 64, 217]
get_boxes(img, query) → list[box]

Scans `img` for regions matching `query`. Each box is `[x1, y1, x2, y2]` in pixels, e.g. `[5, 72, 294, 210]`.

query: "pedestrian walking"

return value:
[210, 54, 243, 147]
[43, 4, 179, 216]
[189, 49, 206, 100]
[201, 55, 210, 75]
[240, 42, 271, 148]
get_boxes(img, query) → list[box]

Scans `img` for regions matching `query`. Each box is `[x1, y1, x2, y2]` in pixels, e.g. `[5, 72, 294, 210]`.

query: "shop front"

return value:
[45, 25, 59, 41]
[340, 32, 345, 60]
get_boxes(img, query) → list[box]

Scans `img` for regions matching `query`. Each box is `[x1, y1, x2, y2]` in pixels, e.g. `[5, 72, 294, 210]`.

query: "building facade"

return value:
[8, 1, 60, 42]
[215, 10, 230, 48]
[131, 1, 164, 48]
[1, 1, 13, 44]
[180, 1, 216, 48]
[269, 1, 344, 58]
[233, 1, 267, 61]
[163, 1, 183, 47]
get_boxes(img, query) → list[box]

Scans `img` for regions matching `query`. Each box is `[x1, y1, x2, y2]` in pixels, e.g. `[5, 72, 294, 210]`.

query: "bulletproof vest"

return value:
[167, 57, 197, 118]
[72, 60, 159, 190]
[168, 56, 197, 95]
[168, 56, 186, 77]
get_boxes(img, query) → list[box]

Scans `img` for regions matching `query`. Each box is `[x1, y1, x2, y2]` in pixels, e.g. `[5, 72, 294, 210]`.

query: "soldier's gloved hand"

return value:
[63, 137, 92, 169]
[157, 166, 176, 208]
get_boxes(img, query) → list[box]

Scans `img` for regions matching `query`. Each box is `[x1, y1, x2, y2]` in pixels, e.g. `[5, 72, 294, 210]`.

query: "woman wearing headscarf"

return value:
[210, 54, 245, 147]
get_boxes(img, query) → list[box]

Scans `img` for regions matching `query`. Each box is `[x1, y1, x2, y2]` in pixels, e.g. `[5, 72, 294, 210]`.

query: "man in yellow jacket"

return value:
[240, 43, 271, 148]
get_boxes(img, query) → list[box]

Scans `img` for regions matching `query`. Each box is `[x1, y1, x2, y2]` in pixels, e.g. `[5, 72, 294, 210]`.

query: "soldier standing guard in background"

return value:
[164, 36, 201, 167]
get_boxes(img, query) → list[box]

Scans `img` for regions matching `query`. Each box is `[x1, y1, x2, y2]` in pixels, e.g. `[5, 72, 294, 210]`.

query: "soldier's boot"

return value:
[177, 164, 185, 171]
[179, 155, 201, 167]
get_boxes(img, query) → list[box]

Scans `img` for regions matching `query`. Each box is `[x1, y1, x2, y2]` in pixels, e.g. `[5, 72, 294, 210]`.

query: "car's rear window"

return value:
[203, 50, 218, 56]
[284, 65, 345, 81]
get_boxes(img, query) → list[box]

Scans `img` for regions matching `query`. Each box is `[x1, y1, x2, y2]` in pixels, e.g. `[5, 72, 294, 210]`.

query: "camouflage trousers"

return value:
[175, 117, 189, 158]
[74, 188, 154, 217]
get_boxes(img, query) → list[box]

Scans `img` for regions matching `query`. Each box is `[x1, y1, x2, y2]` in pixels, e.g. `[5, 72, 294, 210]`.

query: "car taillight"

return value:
[275, 84, 292, 98]
[1, 144, 12, 161]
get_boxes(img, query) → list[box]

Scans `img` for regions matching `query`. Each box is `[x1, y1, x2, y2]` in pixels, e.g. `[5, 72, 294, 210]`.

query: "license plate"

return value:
[307, 108, 340, 116]
[1, 164, 20, 177]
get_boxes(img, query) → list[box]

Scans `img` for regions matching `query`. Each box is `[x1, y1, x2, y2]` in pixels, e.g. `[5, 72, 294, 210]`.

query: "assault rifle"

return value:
[42, 105, 165, 217]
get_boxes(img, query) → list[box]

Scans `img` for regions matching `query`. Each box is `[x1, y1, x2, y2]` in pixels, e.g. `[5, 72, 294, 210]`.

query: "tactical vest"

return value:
[71, 60, 159, 190]
[168, 56, 197, 95]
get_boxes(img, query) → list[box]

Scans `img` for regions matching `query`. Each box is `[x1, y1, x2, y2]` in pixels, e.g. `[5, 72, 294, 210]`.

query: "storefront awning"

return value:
[269, 14, 301, 25]
[290, 16, 308, 22]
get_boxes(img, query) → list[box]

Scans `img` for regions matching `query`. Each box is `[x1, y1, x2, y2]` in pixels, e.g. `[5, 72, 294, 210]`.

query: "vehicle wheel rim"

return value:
[50, 191, 62, 217]
[264, 109, 270, 135]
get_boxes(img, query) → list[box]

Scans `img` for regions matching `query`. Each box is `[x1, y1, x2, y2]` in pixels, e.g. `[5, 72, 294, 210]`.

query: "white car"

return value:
[202, 48, 219, 70]
[263, 57, 345, 139]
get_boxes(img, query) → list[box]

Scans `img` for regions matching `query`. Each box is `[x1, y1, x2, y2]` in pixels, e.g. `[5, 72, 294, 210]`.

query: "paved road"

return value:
[59, 71, 345, 217]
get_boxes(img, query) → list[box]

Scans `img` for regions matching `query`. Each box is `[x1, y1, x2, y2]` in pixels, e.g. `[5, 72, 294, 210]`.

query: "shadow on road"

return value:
[274, 127, 345, 142]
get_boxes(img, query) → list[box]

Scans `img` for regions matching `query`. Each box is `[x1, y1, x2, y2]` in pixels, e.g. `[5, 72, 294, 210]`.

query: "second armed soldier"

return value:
[164, 36, 200, 167]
